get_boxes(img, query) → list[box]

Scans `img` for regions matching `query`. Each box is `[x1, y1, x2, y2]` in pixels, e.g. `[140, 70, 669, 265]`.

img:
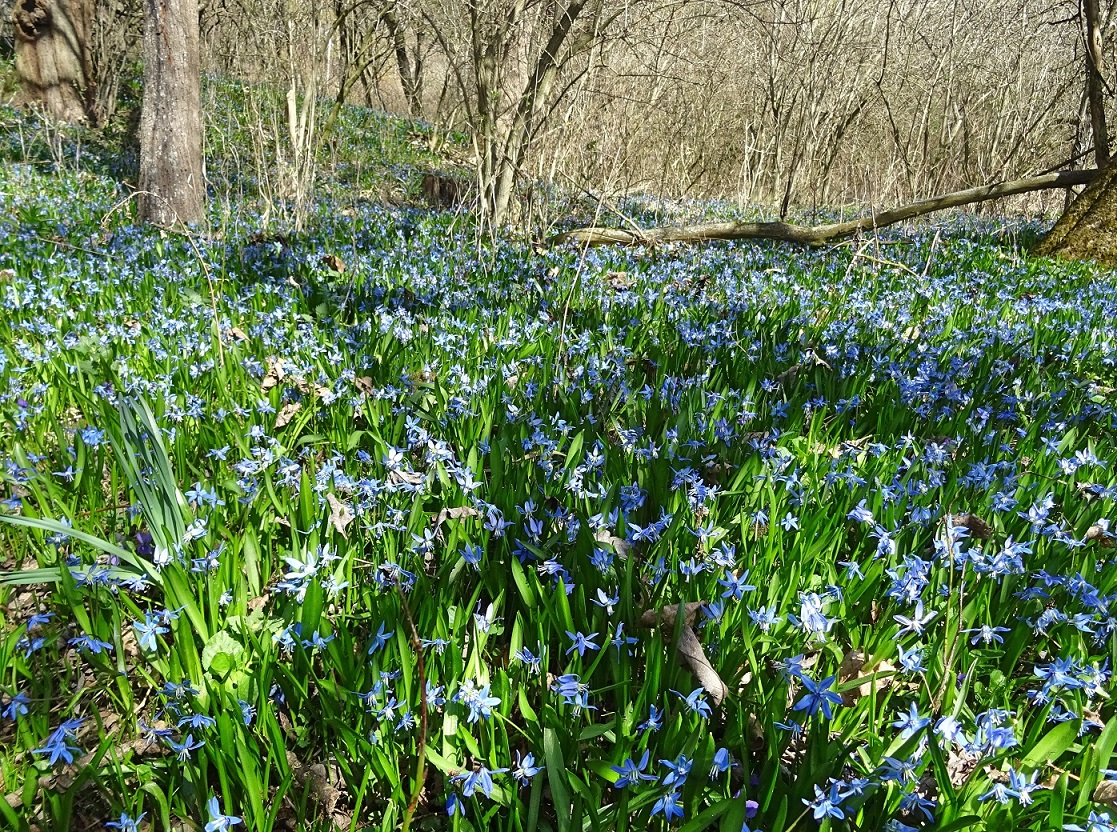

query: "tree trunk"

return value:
[137, 0, 205, 227]
[1034, 158, 1117, 266]
[12, 0, 95, 124]
[384, 8, 424, 118]
[1083, 0, 1109, 167]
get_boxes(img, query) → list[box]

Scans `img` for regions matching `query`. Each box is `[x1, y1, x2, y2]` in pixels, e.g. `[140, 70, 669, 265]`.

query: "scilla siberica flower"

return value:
[453, 680, 500, 723]
[204, 796, 242, 831]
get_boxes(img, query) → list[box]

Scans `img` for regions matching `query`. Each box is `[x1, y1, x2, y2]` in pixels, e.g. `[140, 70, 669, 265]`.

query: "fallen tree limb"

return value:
[550, 169, 1098, 248]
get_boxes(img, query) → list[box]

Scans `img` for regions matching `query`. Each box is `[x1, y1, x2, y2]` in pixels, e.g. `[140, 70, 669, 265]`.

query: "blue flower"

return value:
[512, 751, 543, 786]
[709, 747, 736, 778]
[133, 614, 168, 652]
[565, 630, 600, 657]
[894, 600, 937, 636]
[452, 764, 507, 798]
[792, 675, 842, 720]
[204, 796, 242, 831]
[671, 687, 712, 719]
[659, 754, 693, 788]
[638, 704, 663, 733]
[513, 646, 542, 674]
[788, 593, 834, 639]
[2, 691, 29, 721]
[804, 782, 845, 820]
[178, 713, 217, 731]
[892, 702, 930, 739]
[453, 680, 500, 723]
[106, 812, 146, 832]
[167, 733, 205, 761]
[68, 634, 114, 654]
[591, 588, 619, 615]
[718, 569, 757, 601]
[551, 674, 594, 712]
[611, 750, 656, 788]
[650, 789, 685, 821]
[32, 723, 81, 767]
[460, 544, 483, 570]
[367, 622, 394, 655]
[446, 792, 466, 817]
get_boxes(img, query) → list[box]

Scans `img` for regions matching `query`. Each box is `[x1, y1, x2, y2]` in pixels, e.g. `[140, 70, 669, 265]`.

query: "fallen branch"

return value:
[550, 169, 1098, 248]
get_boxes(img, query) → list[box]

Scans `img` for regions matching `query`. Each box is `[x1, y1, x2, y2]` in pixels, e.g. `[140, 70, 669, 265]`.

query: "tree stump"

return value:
[421, 173, 466, 210]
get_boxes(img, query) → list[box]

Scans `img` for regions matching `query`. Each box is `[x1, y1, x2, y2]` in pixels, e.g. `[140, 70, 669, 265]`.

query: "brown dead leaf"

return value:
[434, 506, 482, 527]
[1093, 780, 1117, 806]
[947, 513, 993, 540]
[275, 402, 302, 429]
[638, 602, 705, 629]
[286, 750, 349, 829]
[389, 469, 424, 486]
[326, 493, 353, 538]
[594, 528, 632, 557]
[606, 271, 634, 290]
[261, 358, 287, 391]
[747, 714, 765, 752]
[839, 647, 862, 705]
[838, 655, 894, 706]
[294, 378, 331, 399]
[354, 376, 374, 394]
[947, 748, 979, 788]
[226, 326, 249, 342]
[638, 603, 728, 706]
[322, 254, 346, 273]
[1085, 523, 1114, 547]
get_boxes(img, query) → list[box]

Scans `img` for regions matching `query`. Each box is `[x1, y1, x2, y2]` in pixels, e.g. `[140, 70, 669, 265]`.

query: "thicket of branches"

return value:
[4, 0, 1113, 225]
[204, 0, 1115, 223]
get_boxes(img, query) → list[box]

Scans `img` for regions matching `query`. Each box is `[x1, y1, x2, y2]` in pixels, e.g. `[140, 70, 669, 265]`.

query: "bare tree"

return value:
[1082, 0, 1109, 166]
[383, 2, 425, 117]
[137, 0, 205, 225]
[422, 0, 623, 225]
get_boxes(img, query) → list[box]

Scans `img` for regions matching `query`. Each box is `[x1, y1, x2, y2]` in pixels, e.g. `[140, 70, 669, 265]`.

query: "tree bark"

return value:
[1034, 157, 1117, 266]
[384, 7, 424, 118]
[12, 0, 95, 124]
[550, 170, 1098, 248]
[137, 0, 205, 227]
[1083, 0, 1109, 167]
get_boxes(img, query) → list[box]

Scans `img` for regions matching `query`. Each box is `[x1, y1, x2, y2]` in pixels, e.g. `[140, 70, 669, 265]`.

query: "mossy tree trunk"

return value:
[137, 0, 205, 226]
[1034, 159, 1117, 266]
[12, 0, 96, 124]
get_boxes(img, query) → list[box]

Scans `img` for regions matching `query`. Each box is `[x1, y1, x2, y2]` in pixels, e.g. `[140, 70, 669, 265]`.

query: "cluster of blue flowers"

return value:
[0, 141, 1114, 832]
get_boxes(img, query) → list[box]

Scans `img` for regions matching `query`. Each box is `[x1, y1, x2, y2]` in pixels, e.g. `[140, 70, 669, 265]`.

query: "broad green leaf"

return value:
[545, 727, 572, 831]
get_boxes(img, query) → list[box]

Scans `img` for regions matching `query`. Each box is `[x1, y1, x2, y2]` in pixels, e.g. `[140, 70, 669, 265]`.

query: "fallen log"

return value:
[550, 169, 1098, 248]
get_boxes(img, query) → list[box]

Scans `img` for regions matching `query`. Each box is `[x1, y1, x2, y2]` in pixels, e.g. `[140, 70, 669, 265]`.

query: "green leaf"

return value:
[1021, 721, 1079, 769]
[0, 514, 155, 584]
[202, 630, 245, 673]
[544, 727, 572, 831]
[510, 557, 537, 609]
[680, 798, 735, 832]
[935, 816, 985, 832]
